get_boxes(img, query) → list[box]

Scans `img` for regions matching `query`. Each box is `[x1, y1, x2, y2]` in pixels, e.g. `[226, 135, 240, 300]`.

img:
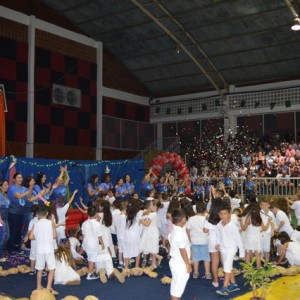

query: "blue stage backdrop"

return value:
[0, 156, 145, 205]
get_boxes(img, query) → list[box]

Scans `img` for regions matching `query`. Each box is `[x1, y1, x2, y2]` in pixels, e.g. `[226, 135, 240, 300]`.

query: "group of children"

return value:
[22, 183, 300, 299]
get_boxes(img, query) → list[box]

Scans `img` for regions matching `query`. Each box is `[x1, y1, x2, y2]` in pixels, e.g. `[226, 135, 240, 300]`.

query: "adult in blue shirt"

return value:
[7, 173, 32, 253]
[123, 174, 135, 201]
[115, 178, 126, 201]
[52, 165, 70, 200]
[87, 174, 101, 204]
[99, 173, 113, 197]
[34, 172, 52, 202]
[22, 176, 42, 250]
[141, 167, 157, 200]
[156, 175, 169, 194]
[0, 180, 10, 261]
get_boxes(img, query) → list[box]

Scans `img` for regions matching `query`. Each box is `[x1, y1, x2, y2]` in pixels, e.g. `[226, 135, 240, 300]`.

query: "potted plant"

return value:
[240, 257, 273, 300]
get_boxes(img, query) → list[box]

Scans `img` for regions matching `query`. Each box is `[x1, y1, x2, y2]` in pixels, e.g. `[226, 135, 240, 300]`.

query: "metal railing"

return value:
[197, 177, 300, 200]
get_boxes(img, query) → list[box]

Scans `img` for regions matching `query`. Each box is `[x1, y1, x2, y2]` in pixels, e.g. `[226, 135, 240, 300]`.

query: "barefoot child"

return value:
[168, 209, 191, 300]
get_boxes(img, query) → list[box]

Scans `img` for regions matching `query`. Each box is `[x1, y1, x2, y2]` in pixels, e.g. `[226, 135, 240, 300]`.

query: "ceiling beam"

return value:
[131, 0, 226, 96]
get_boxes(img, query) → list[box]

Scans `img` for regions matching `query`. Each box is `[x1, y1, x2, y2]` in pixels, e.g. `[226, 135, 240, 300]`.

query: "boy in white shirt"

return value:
[216, 203, 245, 296]
[29, 205, 57, 294]
[259, 199, 276, 262]
[186, 202, 211, 279]
[288, 193, 300, 226]
[81, 206, 105, 280]
[168, 209, 191, 300]
[270, 203, 293, 237]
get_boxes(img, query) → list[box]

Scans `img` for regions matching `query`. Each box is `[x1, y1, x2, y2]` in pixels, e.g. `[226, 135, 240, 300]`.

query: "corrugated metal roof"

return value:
[40, 0, 300, 97]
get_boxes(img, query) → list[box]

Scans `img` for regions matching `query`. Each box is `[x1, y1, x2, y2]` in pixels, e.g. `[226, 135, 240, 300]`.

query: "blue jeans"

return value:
[22, 211, 33, 240]
[7, 213, 23, 252]
[0, 219, 9, 258]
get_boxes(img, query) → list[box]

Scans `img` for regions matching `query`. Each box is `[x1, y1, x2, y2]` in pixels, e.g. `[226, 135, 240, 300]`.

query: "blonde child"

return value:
[81, 206, 105, 280]
[187, 202, 211, 279]
[29, 205, 57, 294]
[216, 203, 244, 296]
[168, 209, 191, 300]
[140, 199, 163, 268]
[54, 239, 80, 285]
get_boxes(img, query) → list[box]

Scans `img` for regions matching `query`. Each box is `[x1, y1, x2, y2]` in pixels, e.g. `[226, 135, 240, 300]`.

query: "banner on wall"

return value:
[0, 156, 145, 205]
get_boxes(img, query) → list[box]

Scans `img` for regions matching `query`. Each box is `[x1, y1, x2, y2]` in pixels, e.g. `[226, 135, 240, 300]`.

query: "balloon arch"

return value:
[150, 152, 191, 194]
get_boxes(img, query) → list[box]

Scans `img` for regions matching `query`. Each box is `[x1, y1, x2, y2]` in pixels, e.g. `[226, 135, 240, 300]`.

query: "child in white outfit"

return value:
[82, 206, 105, 280]
[68, 227, 84, 262]
[216, 203, 245, 296]
[186, 202, 211, 279]
[168, 209, 191, 300]
[29, 205, 57, 294]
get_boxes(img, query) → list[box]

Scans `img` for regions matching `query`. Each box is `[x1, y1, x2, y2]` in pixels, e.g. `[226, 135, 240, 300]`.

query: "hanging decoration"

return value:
[150, 152, 191, 194]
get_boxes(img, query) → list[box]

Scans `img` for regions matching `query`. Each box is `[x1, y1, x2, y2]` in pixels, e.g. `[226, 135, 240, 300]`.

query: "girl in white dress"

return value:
[98, 200, 116, 257]
[123, 204, 141, 268]
[203, 200, 221, 288]
[54, 239, 80, 285]
[240, 206, 272, 268]
[140, 199, 163, 268]
[158, 193, 170, 251]
[277, 231, 300, 266]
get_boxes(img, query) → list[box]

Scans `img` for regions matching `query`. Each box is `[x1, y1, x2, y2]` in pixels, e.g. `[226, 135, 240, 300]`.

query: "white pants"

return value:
[169, 259, 190, 298]
[261, 232, 271, 252]
[220, 250, 236, 273]
[95, 253, 114, 276]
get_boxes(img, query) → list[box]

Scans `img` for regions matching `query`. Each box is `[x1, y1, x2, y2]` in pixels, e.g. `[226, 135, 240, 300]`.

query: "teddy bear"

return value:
[30, 289, 56, 300]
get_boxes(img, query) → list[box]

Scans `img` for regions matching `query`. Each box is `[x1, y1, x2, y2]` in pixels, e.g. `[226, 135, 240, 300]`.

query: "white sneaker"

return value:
[212, 281, 219, 288]
[86, 272, 99, 280]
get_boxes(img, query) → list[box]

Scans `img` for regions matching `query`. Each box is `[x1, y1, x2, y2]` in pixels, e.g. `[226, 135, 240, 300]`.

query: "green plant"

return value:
[240, 257, 273, 300]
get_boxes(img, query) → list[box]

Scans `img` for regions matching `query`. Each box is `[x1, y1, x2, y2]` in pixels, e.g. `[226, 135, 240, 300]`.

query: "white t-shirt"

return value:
[69, 237, 82, 259]
[186, 215, 208, 245]
[57, 203, 69, 224]
[291, 230, 300, 243]
[168, 225, 190, 264]
[275, 210, 294, 237]
[216, 220, 245, 257]
[291, 201, 300, 221]
[33, 218, 55, 254]
[82, 218, 103, 254]
[230, 197, 241, 210]
[260, 210, 276, 234]
[111, 208, 121, 234]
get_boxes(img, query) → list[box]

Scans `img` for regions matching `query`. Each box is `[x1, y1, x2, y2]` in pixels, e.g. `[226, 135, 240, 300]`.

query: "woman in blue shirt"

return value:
[115, 178, 126, 201]
[123, 174, 134, 201]
[34, 172, 52, 202]
[87, 174, 101, 204]
[7, 173, 32, 253]
[0, 180, 10, 261]
[99, 173, 113, 196]
[52, 165, 70, 200]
